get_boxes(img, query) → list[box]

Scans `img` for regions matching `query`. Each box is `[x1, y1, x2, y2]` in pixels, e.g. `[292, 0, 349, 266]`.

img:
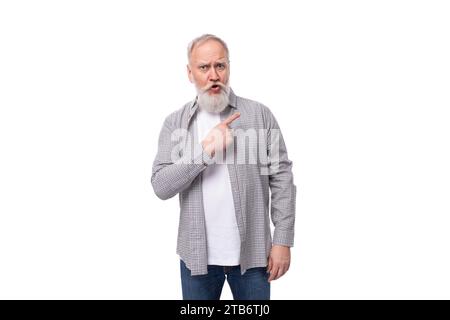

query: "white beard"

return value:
[196, 85, 231, 113]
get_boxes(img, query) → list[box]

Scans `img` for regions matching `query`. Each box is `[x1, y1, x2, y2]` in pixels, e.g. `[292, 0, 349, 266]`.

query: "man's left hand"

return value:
[267, 245, 291, 282]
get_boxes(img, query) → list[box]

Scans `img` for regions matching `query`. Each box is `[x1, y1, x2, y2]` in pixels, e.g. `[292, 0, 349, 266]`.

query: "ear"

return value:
[187, 64, 194, 83]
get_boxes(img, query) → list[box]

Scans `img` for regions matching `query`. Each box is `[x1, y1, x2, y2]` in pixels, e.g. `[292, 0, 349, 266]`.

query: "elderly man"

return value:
[151, 34, 296, 300]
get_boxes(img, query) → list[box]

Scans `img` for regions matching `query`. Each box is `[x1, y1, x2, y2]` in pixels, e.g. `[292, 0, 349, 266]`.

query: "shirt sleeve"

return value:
[262, 105, 297, 247]
[151, 114, 215, 200]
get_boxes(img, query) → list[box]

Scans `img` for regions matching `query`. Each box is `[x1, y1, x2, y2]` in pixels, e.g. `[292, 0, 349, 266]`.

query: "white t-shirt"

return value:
[196, 109, 241, 266]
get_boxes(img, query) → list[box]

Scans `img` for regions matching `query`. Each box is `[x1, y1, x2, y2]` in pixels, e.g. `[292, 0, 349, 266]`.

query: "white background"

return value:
[0, 0, 449, 299]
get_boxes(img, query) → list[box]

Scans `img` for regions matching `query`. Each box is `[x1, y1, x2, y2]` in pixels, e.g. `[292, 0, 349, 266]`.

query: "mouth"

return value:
[210, 84, 221, 93]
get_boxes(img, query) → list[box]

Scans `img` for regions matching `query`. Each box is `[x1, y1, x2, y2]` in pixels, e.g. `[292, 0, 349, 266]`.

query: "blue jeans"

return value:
[180, 259, 270, 300]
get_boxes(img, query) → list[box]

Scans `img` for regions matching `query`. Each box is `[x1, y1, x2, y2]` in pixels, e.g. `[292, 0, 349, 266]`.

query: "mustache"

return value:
[200, 82, 227, 92]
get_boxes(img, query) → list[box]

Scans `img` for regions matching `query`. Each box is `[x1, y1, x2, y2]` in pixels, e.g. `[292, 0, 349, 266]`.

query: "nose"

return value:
[208, 67, 219, 82]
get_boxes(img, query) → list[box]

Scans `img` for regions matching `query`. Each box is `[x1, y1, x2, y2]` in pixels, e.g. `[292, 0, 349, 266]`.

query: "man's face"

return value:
[187, 40, 230, 95]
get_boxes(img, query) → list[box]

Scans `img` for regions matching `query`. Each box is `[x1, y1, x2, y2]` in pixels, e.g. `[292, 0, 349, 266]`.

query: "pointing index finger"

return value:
[222, 112, 240, 126]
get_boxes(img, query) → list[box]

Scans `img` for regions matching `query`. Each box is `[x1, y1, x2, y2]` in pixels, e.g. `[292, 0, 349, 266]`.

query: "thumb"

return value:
[267, 256, 273, 273]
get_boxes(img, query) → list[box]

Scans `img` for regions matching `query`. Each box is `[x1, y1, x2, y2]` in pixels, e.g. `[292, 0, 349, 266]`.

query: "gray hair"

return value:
[187, 34, 229, 63]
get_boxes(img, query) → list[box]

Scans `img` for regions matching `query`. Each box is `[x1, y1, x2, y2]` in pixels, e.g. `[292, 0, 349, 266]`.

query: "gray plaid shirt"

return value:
[151, 89, 296, 275]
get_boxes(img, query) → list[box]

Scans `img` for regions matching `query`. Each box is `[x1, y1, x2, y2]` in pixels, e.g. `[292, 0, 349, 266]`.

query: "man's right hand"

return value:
[201, 112, 240, 158]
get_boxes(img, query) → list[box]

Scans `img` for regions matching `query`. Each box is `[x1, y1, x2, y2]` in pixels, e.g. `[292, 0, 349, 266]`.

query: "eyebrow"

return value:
[196, 58, 228, 65]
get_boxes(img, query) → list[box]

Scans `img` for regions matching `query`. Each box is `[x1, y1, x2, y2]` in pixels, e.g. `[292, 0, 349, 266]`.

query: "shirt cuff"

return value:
[273, 228, 294, 247]
[192, 143, 215, 166]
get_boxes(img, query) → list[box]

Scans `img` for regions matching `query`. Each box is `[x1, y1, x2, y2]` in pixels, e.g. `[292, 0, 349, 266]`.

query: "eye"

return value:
[199, 65, 209, 71]
[216, 63, 226, 71]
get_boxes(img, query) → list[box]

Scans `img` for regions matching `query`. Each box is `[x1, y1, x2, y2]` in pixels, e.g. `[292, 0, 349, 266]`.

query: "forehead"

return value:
[190, 40, 227, 62]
